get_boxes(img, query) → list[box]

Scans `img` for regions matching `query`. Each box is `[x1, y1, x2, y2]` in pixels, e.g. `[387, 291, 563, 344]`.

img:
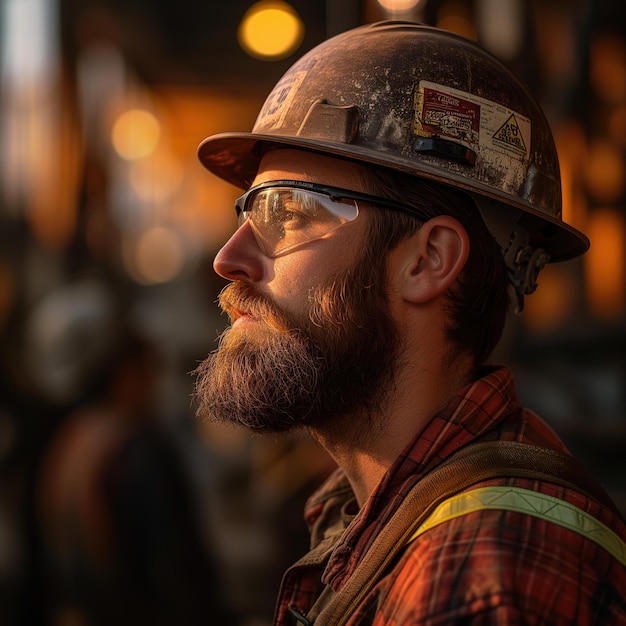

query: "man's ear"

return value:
[398, 216, 470, 304]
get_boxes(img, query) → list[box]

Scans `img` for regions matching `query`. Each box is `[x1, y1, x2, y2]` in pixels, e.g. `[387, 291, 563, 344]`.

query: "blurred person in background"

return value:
[32, 279, 237, 625]
[194, 21, 626, 626]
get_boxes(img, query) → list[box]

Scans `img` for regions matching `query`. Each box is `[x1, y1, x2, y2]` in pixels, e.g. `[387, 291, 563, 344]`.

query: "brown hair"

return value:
[360, 166, 511, 368]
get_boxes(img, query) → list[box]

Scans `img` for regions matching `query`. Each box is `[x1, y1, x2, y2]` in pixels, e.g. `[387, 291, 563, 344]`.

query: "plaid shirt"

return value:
[274, 366, 626, 625]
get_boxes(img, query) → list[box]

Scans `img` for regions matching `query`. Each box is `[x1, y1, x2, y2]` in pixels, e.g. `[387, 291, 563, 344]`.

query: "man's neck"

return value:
[310, 353, 474, 508]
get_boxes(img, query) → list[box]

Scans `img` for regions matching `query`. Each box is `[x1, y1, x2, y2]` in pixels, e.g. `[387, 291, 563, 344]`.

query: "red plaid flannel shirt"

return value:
[274, 366, 626, 625]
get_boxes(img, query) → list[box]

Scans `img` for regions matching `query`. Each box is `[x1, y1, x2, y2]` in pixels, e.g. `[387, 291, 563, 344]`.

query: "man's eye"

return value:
[276, 205, 312, 228]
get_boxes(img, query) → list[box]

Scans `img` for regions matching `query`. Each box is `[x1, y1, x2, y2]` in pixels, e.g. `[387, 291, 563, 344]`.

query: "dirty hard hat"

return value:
[198, 21, 589, 302]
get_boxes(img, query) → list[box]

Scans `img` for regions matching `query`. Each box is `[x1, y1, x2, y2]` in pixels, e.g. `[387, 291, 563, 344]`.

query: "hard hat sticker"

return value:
[414, 85, 480, 146]
[257, 71, 308, 131]
[414, 81, 531, 162]
[493, 113, 527, 153]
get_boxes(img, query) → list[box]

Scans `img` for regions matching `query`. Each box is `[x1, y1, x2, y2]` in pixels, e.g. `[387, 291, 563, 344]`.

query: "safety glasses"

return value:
[235, 179, 427, 257]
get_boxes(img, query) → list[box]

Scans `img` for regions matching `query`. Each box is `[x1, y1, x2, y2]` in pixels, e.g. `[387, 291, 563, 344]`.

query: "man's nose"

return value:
[213, 220, 264, 283]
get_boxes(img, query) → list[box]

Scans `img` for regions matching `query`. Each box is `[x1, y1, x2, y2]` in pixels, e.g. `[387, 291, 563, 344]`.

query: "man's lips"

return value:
[230, 308, 255, 327]
[219, 283, 290, 332]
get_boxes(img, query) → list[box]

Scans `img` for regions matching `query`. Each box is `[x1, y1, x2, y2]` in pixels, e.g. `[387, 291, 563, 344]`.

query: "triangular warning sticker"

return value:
[493, 114, 527, 152]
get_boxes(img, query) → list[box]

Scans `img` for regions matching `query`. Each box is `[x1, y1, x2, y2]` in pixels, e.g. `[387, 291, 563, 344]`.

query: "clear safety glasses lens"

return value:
[235, 186, 359, 257]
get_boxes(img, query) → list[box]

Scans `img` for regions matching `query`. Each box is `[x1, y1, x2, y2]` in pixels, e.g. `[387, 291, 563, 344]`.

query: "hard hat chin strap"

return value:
[473, 195, 549, 313]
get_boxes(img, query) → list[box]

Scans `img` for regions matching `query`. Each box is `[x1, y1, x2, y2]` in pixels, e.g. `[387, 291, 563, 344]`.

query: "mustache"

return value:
[218, 282, 296, 333]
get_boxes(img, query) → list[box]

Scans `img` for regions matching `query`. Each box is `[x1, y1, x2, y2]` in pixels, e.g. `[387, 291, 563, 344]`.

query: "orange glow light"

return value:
[436, 0, 477, 39]
[112, 109, 160, 160]
[377, 0, 422, 11]
[238, 1, 304, 60]
[584, 208, 626, 319]
[522, 264, 578, 333]
[584, 139, 625, 205]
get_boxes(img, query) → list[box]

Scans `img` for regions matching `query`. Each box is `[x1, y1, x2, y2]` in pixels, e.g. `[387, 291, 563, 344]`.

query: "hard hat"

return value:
[198, 21, 589, 301]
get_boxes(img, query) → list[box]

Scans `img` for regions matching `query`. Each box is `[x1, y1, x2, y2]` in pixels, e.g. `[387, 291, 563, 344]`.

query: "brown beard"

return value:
[193, 254, 400, 434]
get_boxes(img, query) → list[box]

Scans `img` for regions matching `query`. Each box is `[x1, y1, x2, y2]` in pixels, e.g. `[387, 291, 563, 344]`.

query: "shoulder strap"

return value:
[308, 440, 624, 626]
[406, 484, 626, 566]
[426, 440, 622, 516]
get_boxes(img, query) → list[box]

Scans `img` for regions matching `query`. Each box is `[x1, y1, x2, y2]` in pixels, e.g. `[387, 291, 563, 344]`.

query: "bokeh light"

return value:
[376, 0, 421, 11]
[590, 34, 626, 104]
[111, 109, 161, 160]
[584, 139, 625, 204]
[585, 208, 626, 319]
[523, 265, 577, 333]
[436, 0, 477, 39]
[238, 1, 304, 60]
[476, 0, 524, 59]
[125, 226, 185, 285]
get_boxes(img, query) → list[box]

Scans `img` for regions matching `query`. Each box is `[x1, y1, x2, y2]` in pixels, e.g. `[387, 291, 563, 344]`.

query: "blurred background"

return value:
[0, 0, 625, 624]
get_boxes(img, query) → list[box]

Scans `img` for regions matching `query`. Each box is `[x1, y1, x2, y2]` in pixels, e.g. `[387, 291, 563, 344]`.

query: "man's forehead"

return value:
[253, 148, 368, 189]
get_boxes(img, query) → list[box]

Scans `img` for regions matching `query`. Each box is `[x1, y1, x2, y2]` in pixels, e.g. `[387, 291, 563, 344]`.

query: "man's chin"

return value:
[219, 322, 279, 350]
[193, 325, 321, 432]
[196, 393, 318, 435]
[225, 317, 298, 346]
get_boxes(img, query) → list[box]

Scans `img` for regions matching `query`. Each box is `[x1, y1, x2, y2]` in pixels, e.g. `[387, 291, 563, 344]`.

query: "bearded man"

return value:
[194, 21, 626, 626]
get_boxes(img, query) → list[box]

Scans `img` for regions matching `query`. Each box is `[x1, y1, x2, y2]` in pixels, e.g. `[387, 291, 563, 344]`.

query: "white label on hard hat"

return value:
[257, 71, 308, 131]
[413, 81, 531, 162]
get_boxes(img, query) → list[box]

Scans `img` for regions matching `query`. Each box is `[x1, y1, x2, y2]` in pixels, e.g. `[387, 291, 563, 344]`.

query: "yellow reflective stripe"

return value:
[407, 486, 626, 567]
